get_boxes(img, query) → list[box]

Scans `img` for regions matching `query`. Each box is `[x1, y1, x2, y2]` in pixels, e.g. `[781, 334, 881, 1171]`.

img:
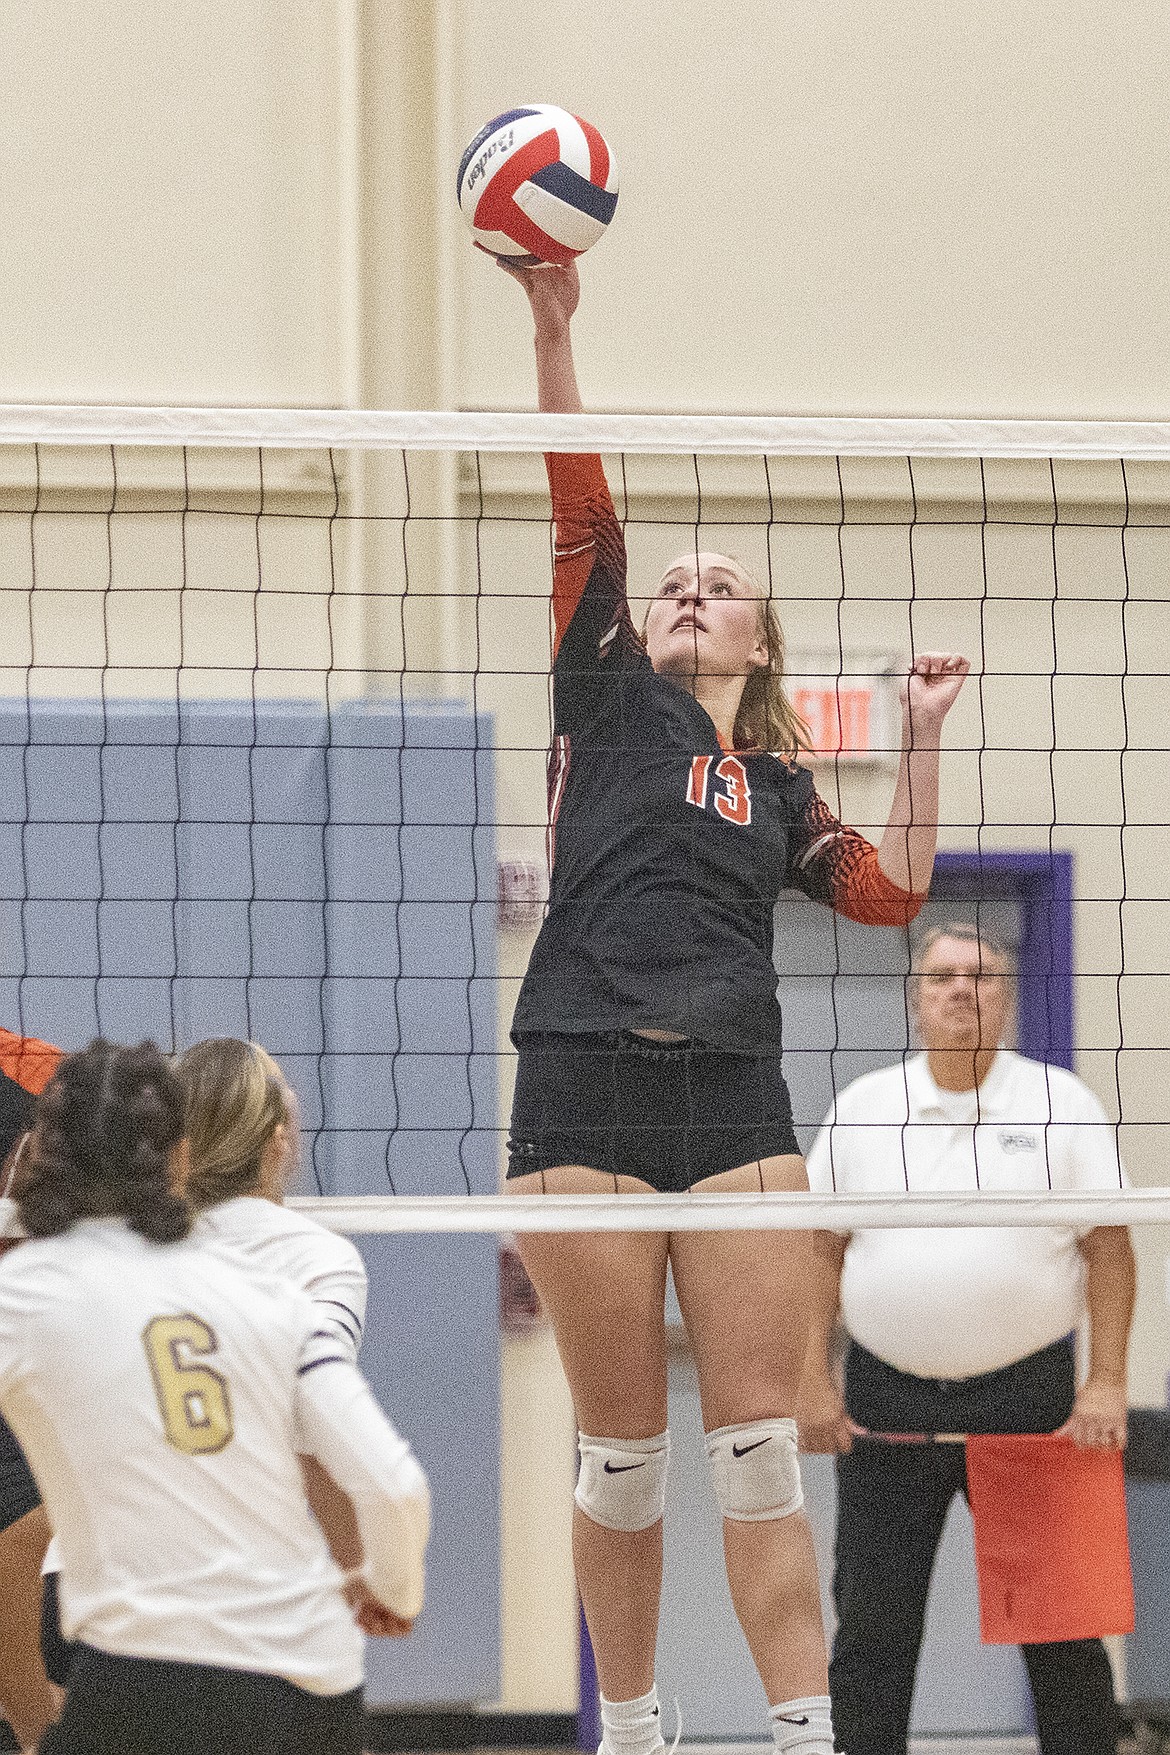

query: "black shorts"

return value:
[38, 1644, 364, 1755]
[0, 1407, 39, 1531]
[507, 1029, 800, 1192]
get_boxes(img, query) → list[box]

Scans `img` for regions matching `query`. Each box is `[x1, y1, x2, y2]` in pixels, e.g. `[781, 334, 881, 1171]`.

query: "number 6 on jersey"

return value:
[143, 1314, 235, 1456]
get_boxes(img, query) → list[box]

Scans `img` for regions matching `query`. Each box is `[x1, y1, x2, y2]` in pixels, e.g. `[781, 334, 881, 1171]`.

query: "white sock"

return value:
[600, 1685, 665, 1755]
[769, 1694, 835, 1754]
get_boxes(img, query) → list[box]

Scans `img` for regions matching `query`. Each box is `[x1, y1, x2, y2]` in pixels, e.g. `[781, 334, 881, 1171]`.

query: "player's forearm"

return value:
[300, 1454, 364, 1572]
[876, 710, 940, 894]
[801, 1230, 846, 1383]
[300, 1367, 431, 1619]
[1083, 1225, 1136, 1384]
[534, 318, 583, 414]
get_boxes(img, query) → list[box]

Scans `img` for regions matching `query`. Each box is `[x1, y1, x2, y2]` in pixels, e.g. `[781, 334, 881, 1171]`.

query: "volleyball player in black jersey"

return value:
[499, 261, 968, 1755]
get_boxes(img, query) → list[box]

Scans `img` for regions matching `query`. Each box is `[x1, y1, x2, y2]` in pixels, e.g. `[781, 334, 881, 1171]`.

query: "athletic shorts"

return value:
[0, 1407, 39, 1531]
[507, 1029, 800, 1191]
[38, 1644, 364, 1755]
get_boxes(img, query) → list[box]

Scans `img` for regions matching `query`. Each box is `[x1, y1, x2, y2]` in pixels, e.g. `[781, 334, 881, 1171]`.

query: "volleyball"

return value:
[456, 105, 618, 265]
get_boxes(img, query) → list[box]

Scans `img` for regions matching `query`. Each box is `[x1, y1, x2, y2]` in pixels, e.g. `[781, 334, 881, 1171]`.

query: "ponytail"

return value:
[176, 1038, 291, 1211]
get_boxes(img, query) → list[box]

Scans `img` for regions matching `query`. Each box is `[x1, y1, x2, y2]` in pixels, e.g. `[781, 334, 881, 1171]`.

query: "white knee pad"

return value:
[705, 1417, 803, 1521]
[575, 1430, 670, 1532]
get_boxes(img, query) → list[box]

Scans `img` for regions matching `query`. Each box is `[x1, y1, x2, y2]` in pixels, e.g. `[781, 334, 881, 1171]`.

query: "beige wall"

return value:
[0, 2, 347, 405]
[456, 0, 1170, 420]
[4, 0, 1170, 1715]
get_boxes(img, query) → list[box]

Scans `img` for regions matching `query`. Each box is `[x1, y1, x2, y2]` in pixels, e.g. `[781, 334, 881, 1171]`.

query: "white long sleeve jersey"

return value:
[196, 1196, 368, 1366]
[0, 1218, 429, 1694]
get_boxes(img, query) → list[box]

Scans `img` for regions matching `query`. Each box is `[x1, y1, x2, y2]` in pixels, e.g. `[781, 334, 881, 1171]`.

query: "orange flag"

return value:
[965, 1434, 1134, 1644]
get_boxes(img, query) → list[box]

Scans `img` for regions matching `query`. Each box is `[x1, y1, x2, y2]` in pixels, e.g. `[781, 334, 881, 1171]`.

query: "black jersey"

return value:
[511, 455, 922, 1052]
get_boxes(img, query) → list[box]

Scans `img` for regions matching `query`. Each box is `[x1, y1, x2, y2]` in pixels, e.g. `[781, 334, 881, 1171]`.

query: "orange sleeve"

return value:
[789, 789, 926, 926]
[828, 838, 927, 927]
[544, 453, 623, 658]
[0, 1028, 64, 1095]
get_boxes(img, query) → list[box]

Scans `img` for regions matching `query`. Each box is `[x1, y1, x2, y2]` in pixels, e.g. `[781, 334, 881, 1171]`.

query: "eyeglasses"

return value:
[919, 968, 1008, 985]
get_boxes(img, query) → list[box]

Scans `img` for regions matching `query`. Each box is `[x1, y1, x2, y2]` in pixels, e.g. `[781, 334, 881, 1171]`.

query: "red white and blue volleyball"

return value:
[457, 105, 619, 265]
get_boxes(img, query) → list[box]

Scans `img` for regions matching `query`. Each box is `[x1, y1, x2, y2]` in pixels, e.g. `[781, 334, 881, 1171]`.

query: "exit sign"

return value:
[787, 653, 901, 765]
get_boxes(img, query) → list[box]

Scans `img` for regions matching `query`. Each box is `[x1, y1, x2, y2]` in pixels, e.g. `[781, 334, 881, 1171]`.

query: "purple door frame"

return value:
[932, 850, 1074, 1069]
[575, 850, 1076, 1745]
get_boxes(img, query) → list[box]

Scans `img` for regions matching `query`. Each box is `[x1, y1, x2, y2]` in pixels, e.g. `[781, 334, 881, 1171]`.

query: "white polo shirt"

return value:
[805, 1051, 1125, 1380]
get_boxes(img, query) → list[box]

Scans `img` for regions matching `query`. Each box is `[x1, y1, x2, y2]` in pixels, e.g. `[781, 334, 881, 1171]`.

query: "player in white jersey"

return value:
[0, 1029, 66, 1750]
[39, 1036, 389, 1684]
[0, 1039, 430, 1755]
[179, 1037, 367, 1368]
[177, 1036, 375, 1605]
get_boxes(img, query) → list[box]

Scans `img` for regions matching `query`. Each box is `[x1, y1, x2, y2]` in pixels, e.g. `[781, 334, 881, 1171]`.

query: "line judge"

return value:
[800, 921, 1134, 1755]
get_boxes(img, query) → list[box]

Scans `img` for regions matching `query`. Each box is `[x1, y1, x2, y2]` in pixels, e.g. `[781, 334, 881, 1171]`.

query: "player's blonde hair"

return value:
[176, 1037, 292, 1210]
[645, 555, 812, 759]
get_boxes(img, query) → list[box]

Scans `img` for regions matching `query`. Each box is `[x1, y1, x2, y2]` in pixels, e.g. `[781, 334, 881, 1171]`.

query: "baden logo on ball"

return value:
[457, 104, 619, 265]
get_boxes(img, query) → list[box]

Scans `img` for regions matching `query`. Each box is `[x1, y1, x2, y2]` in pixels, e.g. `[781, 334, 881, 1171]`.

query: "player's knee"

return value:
[705, 1417, 803, 1520]
[574, 1430, 670, 1531]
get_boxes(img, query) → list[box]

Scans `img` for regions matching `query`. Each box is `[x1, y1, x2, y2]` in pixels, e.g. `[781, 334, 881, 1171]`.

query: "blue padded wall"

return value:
[0, 696, 501, 1706]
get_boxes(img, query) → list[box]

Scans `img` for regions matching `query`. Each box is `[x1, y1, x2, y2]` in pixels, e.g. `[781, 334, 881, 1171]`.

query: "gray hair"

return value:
[909, 920, 1017, 978]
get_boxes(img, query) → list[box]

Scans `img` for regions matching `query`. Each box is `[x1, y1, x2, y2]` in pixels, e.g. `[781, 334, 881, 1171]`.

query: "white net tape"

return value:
[290, 1190, 1170, 1234]
[6, 404, 1170, 457]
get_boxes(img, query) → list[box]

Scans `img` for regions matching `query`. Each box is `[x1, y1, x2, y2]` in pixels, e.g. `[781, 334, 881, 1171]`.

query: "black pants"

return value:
[830, 1338, 1117, 1755]
[38, 1644, 364, 1755]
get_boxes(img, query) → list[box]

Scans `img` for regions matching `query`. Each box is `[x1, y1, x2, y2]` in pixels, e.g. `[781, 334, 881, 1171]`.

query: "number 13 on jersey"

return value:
[686, 755, 752, 826]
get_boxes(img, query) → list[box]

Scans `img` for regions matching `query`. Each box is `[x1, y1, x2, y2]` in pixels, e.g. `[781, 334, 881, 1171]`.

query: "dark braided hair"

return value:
[19, 1039, 191, 1244]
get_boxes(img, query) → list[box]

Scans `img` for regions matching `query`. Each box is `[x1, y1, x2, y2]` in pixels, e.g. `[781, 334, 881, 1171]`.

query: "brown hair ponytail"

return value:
[20, 1040, 189, 1243]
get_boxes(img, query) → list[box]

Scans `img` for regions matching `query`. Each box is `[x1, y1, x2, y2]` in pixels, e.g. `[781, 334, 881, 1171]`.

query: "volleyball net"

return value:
[1, 403, 1167, 1232]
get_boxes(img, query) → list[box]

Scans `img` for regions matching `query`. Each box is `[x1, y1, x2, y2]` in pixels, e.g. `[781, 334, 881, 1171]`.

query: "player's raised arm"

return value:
[499, 260, 628, 662]
[498, 258, 582, 413]
[296, 1355, 431, 1624]
[787, 652, 969, 924]
[876, 651, 970, 894]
